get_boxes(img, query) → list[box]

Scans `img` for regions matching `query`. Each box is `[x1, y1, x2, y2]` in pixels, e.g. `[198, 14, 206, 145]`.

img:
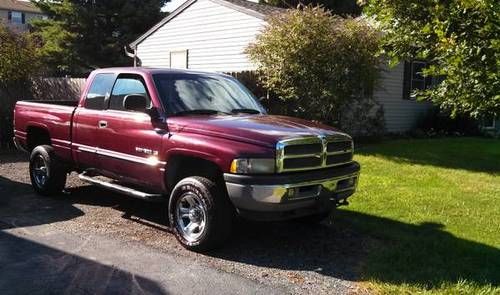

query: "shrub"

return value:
[246, 6, 382, 132]
[416, 109, 480, 137]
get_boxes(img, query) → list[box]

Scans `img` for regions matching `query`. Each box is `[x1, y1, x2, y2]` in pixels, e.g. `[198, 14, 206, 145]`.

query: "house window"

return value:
[410, 61, 427, 91]
[403, 61, 439, 100]
[9, 11, 24, 24]
[170, 50, 188, 69]
[483, 115, 496, 129]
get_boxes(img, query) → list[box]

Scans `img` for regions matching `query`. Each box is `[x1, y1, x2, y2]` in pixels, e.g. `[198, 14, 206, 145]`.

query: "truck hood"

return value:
[166, 115, 350, 148]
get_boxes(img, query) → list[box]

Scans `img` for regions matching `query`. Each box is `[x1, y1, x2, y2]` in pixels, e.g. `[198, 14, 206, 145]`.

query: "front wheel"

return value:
[168, 176, 233, 252]
[29, 145, 67, 196]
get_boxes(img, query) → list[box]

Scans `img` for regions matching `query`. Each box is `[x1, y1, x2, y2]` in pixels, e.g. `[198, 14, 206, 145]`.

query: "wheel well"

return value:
[166, 155, 224, 191]
[26, 127, 51, 152]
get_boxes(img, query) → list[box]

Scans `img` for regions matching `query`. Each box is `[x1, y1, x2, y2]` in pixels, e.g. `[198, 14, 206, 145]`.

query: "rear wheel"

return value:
[168, 176, 233, 252]
[29, 145, 67, 196]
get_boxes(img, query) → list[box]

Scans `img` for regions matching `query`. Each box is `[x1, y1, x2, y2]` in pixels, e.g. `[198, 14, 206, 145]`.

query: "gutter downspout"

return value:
[124, 45, 137, 67]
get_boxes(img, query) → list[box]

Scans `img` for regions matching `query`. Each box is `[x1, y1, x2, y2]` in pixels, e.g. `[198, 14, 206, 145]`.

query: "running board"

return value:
[78, 172, 164, 202]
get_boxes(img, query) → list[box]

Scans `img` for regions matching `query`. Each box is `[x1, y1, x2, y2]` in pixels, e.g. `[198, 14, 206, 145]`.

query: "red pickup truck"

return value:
[13, 67, 360, 251]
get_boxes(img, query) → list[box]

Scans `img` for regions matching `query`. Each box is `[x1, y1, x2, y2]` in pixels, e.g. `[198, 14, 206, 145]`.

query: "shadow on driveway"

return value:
[0, 231, 167, 295]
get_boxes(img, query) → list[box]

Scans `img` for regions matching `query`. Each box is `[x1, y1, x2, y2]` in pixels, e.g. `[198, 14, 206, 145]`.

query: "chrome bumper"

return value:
[224, 165, 360, 213]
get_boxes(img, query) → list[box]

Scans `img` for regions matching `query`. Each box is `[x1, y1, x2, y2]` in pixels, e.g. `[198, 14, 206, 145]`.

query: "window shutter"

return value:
[402, 61, 412, 100]
[425, 75, 433, 89]
[21, 13, 25, 24]
[8, 11, 12, 21]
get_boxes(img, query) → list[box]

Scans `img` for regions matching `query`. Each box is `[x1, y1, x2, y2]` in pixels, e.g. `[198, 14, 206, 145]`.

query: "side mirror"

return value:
[146, 107, 161, 121]
[123, 94, 148, 112]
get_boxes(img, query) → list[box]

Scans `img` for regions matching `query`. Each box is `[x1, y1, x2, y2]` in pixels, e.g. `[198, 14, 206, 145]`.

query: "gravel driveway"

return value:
[0, 152, 369, 294]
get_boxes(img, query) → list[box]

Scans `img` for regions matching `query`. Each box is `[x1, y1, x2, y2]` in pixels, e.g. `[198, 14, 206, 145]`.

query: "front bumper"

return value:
[224, 162, 360, 220]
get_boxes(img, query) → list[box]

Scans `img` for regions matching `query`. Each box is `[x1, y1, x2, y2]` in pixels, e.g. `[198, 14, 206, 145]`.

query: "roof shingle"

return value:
[214, 0, 285, 17]
[0, 0, 42, 14]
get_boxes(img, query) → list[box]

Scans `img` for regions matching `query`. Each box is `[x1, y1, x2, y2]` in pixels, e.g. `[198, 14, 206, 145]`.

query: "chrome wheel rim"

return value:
[175, 192, 207, 242]
[32, 155, 48, 187]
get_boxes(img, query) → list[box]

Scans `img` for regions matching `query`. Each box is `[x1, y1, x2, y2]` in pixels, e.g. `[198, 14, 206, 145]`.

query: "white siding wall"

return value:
[136, 0, 266, 72]
[374, 63, 434, 133]
[136, 2, 432, 133]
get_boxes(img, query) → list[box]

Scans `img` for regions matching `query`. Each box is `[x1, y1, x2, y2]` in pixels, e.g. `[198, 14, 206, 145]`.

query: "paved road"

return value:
[0, 152, 368, 294]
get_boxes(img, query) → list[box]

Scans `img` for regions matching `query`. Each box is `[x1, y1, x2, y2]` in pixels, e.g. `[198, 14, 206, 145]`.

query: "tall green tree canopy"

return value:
[31, 0, 168, 75]
[365, 0, 499, 117]
[263, 0, 361, 15]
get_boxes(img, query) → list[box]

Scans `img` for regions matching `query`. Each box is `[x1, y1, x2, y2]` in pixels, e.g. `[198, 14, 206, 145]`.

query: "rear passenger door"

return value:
[95, 74, 164, 191]
[73, 73, 116, 169]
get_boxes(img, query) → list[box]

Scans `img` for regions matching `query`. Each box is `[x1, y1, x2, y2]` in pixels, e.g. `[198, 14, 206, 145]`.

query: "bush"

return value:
[246, 6, 382, 135]
[416, 109, 480, 137]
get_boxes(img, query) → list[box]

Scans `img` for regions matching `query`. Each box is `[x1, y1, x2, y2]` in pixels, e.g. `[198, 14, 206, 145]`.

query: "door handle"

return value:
[98, 120, 108, 128]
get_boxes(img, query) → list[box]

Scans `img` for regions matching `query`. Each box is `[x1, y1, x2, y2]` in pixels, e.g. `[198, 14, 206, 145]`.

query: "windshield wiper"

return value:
[231, 108, 261, 114]
[171, 109, 229, 116]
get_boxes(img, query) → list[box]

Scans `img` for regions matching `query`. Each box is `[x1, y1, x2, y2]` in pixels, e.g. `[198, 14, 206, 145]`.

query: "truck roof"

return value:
[92, 67, 228, 76]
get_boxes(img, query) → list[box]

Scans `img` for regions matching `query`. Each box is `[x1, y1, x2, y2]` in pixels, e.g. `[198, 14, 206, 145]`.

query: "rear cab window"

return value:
[85, 73, 116, 110]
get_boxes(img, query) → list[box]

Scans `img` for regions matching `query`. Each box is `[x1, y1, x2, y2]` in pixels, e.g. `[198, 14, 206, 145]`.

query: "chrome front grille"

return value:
[276, 135, 353, 173]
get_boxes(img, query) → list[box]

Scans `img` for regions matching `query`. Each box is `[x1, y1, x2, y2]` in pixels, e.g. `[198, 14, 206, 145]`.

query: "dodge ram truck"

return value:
[13, 67, 360, 251]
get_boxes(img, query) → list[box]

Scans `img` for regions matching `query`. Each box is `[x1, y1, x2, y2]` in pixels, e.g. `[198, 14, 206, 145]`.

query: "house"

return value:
[481, 115, 500, 137]
[0, 0, 45, 32]
[128, 0, 433, 133]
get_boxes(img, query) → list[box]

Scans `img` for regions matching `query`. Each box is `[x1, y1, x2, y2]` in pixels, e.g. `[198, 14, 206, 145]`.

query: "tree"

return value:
[364, 0, 500, 117]
[246, 6, 381, 125]
[0, 24, 41, 147]
[262, 0, 361, 16]
[0, 24, 41, 83]
[31, 0, 168, 75]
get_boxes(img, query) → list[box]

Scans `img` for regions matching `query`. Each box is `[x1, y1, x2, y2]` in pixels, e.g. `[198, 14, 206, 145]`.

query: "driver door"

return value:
[95, 74, 165, 191]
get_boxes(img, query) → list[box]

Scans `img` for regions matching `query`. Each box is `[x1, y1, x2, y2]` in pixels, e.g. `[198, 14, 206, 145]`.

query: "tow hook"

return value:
[335, 198, 349, 207]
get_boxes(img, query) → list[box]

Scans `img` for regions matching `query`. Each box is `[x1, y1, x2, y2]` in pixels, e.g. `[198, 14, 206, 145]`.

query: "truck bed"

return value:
[20, 100, 79, 107]
[14, 100, 78, 162]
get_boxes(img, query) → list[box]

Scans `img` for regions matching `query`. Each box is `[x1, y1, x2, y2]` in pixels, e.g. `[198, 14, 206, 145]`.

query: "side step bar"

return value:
[78, 172, 164, 202]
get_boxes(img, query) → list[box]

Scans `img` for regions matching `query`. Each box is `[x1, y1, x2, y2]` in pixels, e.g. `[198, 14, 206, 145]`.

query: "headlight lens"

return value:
[230, 158, 275, 174]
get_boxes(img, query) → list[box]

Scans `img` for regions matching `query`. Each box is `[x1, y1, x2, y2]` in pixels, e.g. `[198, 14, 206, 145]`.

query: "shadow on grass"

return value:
[333, 209, 500, 289]
[356, 137, 500, 174]
[207, 209, 499, 290]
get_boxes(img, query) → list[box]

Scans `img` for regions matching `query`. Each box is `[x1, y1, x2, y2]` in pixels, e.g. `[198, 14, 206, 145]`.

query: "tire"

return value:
[294, 211, 331, 224]
[29, 145, 67, 196]
[168, 176, 233, 252]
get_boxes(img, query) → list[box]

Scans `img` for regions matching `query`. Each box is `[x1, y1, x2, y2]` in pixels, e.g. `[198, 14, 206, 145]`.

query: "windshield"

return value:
[153, 73, 266, 116]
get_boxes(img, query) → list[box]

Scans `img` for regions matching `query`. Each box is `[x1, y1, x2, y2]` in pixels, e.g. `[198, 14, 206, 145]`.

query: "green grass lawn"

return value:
[335, 137, 500, 294]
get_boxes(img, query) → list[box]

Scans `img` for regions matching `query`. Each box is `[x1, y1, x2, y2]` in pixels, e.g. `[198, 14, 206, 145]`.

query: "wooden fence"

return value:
[31, 77, 86, 101]
[0, 77, 86, 148]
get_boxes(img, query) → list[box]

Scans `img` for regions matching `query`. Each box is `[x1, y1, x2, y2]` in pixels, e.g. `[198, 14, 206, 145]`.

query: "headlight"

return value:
[230, 158, 275, 174]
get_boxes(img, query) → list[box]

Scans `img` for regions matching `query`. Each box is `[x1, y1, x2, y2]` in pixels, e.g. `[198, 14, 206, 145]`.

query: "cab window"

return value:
[109, 75, 150, 111]
[85, 73, 115, 110]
